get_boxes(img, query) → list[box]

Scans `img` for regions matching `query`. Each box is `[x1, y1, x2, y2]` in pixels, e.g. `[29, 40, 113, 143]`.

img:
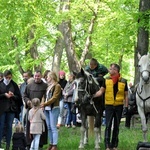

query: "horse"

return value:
[73, 68, 104, 150]
[136, 53, 150, 142]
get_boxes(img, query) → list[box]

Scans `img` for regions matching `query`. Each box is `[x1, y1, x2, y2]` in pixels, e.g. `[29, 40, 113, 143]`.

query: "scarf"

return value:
[110, 73, 120, 84]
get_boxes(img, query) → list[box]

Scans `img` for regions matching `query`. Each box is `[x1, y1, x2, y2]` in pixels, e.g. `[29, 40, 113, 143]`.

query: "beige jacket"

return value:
[28, 108, 46, 134]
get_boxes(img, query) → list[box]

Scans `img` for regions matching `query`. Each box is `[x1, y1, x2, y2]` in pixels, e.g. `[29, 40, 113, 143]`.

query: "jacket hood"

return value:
[13, 132, 25, 139]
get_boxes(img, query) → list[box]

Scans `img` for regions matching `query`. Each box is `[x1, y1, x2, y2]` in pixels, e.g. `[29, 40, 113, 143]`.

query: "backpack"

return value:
[129, 92, 136, 106]
[128, 86, 136, 106]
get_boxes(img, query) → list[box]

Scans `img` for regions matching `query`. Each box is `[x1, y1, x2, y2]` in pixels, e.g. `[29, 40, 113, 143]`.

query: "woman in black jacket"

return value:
[0, 70, 22, 150]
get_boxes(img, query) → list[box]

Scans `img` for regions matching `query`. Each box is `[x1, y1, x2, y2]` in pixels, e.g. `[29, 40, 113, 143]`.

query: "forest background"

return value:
[0, 0, 149, 85]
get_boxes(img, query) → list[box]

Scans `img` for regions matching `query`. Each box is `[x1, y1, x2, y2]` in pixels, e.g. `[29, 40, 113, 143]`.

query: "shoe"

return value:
[112, 147, 118, 150]
[65, 125, 71, 128]
[47, 144, 52, 150]
[106, 148, 110, 150]
[56, 124, 61, 129]
[51, 145, 57, 150]
[72, 125, 76, 129]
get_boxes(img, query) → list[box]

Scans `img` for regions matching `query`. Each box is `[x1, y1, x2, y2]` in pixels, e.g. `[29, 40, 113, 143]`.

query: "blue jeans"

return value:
[104, 105, 123, 148]
[45, 107, 60, 145]
[0, 112, 15, 146]
[66, 102, 76, 126]
[57, 99, 65, 125]
[30, 134, 41, 150]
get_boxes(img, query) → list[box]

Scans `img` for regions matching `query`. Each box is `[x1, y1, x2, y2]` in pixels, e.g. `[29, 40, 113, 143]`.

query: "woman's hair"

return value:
[32, 98, 40, 108]
[43, 70, 51, 80]
[69, 73, 75, 80]
[47, 71, 58, 82]
[15, 124, 24, 133]
[27, 77, 34, 84]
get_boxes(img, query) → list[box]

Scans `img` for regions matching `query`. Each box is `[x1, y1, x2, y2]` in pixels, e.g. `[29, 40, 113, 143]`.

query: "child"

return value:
[12, 124, 27, 150]
[28, 98, 46, 150]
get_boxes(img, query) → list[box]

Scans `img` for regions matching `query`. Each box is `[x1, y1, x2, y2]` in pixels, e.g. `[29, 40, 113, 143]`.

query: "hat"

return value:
[59, 71, 66, 76]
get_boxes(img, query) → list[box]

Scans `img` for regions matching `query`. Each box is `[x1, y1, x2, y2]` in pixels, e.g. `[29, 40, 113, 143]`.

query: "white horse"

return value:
[136, 53, 150, 142]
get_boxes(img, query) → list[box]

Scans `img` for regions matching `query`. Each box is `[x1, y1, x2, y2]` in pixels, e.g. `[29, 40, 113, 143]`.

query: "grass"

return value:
[2, 118, 149, 150]
[43, 118, 150, 150]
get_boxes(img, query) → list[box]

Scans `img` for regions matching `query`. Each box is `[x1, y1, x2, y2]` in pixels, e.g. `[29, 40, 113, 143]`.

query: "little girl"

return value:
[28, 98, 46, 150]
[12, 124, 27, 150]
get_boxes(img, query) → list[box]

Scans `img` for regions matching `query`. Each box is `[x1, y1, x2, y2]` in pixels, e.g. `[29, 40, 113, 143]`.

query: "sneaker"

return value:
[112, 147, 118, 150]
[72, 125, 76, 129]
[106, 148, 110, 150]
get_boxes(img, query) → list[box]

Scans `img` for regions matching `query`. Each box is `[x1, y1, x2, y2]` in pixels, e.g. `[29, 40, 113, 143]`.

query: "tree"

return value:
[0, 0, 140, 83]
[134, 0, 150, 85]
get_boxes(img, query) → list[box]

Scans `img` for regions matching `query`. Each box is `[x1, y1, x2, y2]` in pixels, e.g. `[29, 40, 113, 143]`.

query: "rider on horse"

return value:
[85, 58, 108, 109]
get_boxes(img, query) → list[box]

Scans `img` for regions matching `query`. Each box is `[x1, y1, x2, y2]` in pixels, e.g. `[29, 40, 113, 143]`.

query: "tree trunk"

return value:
[61, 0, 81, 72]
[63, 20, 81, 72]
[80, 1, 100, 67]
[28, 26, 42, 71]
[52, 24, 64, 73]
[134, 0, 150, 85]
[12, 36, 25, 75]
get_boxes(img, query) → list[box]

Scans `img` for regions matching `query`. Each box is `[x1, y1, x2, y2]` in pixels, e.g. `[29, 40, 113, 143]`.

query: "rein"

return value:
[90, 96, 98, 113]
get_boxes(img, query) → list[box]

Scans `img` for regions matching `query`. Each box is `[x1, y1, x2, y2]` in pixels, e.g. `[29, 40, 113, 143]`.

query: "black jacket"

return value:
[58, 78, 67, 98]
[12, 132, 27, 150]
[0, 79, 22, 118]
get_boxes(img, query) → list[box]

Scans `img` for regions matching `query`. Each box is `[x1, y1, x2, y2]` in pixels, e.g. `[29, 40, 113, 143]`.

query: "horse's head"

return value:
[73, 68, 100, 104]
[138, 53, 150, 84]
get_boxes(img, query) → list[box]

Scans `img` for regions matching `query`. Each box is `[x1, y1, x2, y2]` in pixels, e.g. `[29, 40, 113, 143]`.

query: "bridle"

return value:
[77, 79, 91, 98]
[137, 69, 150, 114]
[76, 76, 98, 113]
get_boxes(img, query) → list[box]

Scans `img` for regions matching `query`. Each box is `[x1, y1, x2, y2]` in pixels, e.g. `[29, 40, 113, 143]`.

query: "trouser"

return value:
[104, 105, 123, 149]
[0, 112, 15, 147]
[30, 134, 41, 150]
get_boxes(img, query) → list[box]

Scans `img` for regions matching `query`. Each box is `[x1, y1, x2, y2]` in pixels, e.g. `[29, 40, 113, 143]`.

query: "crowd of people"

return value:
[0, 58, 138, 150]
[0, 68, 78, 150]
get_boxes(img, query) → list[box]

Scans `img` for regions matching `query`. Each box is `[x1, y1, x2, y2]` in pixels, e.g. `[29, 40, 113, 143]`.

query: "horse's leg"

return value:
[79, 126, 86, 149]
[98, 122, 102, 143]
[94, 114, 101, 150]
[84, 119, 88, 145]
[79, 114, 87, 149]
[94, 127, 100, 150]
[138, 106, 148, 142]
